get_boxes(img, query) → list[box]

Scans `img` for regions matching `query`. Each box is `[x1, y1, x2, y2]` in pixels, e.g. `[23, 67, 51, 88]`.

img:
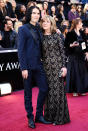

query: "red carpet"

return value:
[0, 88, 88, 131]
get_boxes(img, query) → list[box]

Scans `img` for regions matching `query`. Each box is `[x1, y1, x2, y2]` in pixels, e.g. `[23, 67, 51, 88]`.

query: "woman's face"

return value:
[11, 0, 16, 8]
[42, 18, 51, 31]
[51, 6, 55, 12]
[21, 5, 26, 12]
[0, 0, 5, 8]
[77, 21, 83, 30]
[61, 6, 64, 11]
[43, 3, 48, 10]
[77, 6, 82, 12]
[86, 5, 88, 10]
[72, 8, 76, 13]
[85, 27, 88, 34]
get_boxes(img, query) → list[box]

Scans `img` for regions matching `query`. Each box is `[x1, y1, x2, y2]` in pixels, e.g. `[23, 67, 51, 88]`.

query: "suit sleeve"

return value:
[18, 27, 27, 71]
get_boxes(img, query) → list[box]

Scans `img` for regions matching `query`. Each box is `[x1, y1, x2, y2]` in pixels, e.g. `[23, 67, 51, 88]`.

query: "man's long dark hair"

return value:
[25, 6, 40, 23]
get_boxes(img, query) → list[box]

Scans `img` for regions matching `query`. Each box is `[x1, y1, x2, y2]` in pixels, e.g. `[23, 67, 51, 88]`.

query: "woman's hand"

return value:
[85, 52, 88, 61]
[61, 67, 67, 77]
[5, 16, 10, 19]
[70, 41, 79, 47]
[56, 29, 61, 35]
[0, 34, 2, 40]
[22, 70, 28, 79]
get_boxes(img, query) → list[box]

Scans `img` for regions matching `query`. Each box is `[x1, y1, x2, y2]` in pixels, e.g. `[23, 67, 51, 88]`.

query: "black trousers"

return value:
[24, 66, 48, 119]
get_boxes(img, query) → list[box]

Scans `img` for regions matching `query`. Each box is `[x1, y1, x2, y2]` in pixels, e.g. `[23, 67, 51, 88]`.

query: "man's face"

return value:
[30, 8, 40, 24]
[6, 20, 13, 29]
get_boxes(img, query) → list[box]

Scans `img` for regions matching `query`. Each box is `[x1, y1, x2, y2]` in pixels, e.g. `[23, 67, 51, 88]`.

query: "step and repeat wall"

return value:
[0, 49, 24, 91]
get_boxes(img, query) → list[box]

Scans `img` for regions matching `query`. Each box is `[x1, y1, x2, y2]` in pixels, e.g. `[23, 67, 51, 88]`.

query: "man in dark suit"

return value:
[0, 19, 17, 48]
[18, 6, 51, 129]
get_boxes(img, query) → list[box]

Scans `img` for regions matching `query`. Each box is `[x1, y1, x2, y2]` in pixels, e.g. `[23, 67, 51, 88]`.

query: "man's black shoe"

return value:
[35, 116, 52, 124]
[28, 119, 36, 129]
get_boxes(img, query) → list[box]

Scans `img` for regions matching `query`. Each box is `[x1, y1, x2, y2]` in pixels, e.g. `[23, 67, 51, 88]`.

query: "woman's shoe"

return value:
[80, 93, 86, 96]
[73, 93, 78, 96]
[53, 123, 56, 126]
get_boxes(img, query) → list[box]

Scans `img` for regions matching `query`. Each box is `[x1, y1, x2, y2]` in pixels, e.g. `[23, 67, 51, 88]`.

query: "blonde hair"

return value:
[0, 0, 7, 16]
[14, 21, 23, 32]
[71, 4, 76, 9]
[61, 20, 69, 27]
[83, 3, 88, 13]
[40, 15, 57, 34]
[36, 3, 43, 11]
[70, 18, 82, 31]
[27, 1, 35, 9]
[9, 0, 16, 11]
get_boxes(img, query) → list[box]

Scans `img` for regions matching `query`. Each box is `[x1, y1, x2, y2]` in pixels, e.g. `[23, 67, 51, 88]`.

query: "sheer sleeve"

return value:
[56, 33, 66, 67]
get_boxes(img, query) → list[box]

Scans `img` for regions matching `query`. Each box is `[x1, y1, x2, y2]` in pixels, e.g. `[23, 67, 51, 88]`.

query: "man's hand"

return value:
[22, 70, 28, 79]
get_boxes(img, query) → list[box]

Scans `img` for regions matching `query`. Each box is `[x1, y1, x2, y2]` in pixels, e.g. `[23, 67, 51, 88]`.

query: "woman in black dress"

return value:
[0, 0, 7, 30]
[65, 18, 88, 96]
[56, 4, 65, 27]
[40, 15, 70, 125]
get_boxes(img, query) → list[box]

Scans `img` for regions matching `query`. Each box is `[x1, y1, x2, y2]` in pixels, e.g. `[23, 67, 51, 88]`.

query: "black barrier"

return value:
[0, 49, 24, 91]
